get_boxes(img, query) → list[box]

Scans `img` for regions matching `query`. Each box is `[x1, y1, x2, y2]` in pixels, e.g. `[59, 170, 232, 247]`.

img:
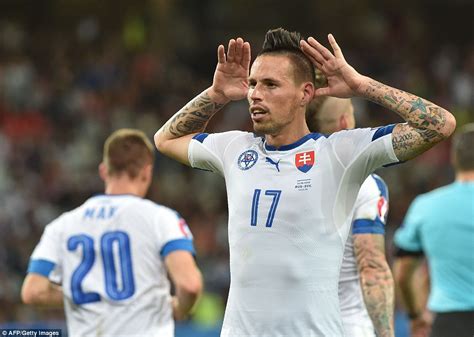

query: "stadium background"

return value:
[0, 0, 472, 336]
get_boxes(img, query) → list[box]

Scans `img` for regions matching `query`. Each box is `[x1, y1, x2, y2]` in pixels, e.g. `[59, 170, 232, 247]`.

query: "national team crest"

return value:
[295, 151, 315, 173]
[237, 150, 258, 170]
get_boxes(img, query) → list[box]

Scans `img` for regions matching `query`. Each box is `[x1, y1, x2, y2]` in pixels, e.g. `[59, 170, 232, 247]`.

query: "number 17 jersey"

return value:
[189, 127, 398, 337]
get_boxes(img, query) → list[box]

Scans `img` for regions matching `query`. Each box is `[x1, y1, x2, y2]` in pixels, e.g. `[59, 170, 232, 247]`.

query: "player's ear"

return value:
[141, 164, 153, 182]
[301, 82, 315, 106]
[339, 114, 348, 130]
[99, 162, 107, 181]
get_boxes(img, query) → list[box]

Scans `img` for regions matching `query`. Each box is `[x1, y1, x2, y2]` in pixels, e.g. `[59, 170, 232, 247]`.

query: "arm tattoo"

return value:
[364, 80, 447, 135]
[165, 92, 225, 138]
[354, 235, 395, 337]
[363, 80, 452, 160]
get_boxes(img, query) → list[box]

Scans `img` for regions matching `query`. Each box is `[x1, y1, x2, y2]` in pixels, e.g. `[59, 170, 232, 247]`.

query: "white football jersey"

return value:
[27, 194, 195, 337]
[188, 126, 398, 337]
[339, 174, 389, 336]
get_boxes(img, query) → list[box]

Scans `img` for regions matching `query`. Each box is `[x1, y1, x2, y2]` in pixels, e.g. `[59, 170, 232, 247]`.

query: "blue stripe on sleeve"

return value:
[193, 133, 209, 143]
[372, 124, 396, 141]
[27, 259, 56, 277]
[352, 219, 385, 235]
[160, 239, 195, 258]
[372, 174, 389, 200]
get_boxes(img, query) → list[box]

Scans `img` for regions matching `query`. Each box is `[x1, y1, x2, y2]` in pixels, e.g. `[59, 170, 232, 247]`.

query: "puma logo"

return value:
[265, 157, 281, 172]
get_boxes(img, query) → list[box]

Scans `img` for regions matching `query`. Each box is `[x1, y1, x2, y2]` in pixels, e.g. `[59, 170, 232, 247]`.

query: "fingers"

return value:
[307, 36, 334, 61]
[220, 38, 251, 69]
[217, 45, 226, 64]
[242, 42, 251, 71]
[328, 34, 344, 60]
[300, 40, 324, 68]
[234, 38, 244, 63]
[227, 39, 236, 62]
[314, 87, 331, 97]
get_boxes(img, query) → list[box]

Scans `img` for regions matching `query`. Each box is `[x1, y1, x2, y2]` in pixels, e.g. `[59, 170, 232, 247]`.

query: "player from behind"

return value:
[21, 129, 202, 337]
[306, 91, 394, 337]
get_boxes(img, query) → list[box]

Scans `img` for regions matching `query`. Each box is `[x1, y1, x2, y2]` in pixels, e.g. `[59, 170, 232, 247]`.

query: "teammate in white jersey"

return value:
[154, 28, 455, 336]
[307, 95, 394, 337]
[21, 129, 202, 337]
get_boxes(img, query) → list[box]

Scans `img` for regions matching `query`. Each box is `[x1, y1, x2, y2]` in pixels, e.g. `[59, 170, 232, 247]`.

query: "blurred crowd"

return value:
[0, 0, 472, 331]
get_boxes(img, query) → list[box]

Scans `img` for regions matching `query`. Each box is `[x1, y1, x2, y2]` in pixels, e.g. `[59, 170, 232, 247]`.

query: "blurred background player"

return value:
[306, 89, 394, 337]
[393, 123, 474, 337]
[154, 27, 455, 336]
[21, 129, 203, 337]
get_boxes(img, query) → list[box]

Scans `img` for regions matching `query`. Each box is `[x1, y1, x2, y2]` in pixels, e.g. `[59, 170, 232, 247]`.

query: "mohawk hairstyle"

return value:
[259, 28, 315, 84]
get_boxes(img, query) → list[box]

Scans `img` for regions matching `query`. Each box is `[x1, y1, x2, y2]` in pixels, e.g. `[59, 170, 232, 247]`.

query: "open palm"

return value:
[212, 38, 251, 101]
[301, 34, 366, 98]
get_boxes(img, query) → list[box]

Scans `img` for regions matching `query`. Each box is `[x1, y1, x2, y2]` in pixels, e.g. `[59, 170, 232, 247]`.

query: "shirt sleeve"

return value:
[188, 130, 248, 175]
[352, 175, 390, 235]
[155, 207, 196, 259]
[329, 125, 399, 175]
[27, 216, 64, 282]
[394, 197, 424, 252]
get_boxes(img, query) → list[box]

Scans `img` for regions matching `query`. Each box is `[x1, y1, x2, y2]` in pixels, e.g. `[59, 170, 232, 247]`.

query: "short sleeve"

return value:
[188, 131, 248, 175]
[329, 125, 399, 174]
[28, 217, 63, 280]
[352, 175, 389, 235]
[394, 197, 424, 252]
[155, 208, 196, 259]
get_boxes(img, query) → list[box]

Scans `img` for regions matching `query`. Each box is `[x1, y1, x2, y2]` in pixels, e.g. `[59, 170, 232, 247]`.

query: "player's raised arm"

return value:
[154, 37, 251, 165]
[300, 34, 456, 162]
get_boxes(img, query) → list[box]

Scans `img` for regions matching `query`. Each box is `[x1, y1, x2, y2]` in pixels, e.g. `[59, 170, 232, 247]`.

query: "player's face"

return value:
[248, 55, 305, 135]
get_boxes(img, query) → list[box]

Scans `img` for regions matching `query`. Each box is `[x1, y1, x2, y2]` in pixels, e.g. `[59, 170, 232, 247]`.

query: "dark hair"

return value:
[258, 28, 315, 84]
[452, 123, 474, 171]
[103, 129, 154, 178]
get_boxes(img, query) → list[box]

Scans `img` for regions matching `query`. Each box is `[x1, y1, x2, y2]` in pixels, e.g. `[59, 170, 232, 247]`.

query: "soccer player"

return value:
[306, 94, 394, 337]
[21, 129, 202, 337]
[394, 123, 474, 337]
[154, 28, 456, 336]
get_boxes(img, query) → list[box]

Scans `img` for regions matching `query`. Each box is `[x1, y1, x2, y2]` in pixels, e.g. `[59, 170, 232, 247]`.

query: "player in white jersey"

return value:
[307, 95, 394, 337]
[154, 28, 455, 336]
[21, 129, 202, 337]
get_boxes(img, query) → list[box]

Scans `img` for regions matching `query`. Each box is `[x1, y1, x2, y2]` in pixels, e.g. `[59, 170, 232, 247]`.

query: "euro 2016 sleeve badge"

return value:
[295, 151, 315, 173]
[237, 150, 258, 170]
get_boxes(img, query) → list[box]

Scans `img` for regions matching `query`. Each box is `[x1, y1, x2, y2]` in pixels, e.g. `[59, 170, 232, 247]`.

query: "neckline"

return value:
[264, 133, 323, 151]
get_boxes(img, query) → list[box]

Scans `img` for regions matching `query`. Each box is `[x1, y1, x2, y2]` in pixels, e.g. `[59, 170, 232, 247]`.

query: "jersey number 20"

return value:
[67, 231, 135, 305]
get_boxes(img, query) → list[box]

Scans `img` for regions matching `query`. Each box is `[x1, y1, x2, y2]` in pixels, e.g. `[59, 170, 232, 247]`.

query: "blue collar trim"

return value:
[264, 133, 324, 151]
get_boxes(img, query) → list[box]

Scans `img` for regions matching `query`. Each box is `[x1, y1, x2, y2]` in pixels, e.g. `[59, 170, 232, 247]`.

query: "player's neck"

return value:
[265, 123, 310, 149]
[456, 170, 474, 182]
[104, 177, 146, 197]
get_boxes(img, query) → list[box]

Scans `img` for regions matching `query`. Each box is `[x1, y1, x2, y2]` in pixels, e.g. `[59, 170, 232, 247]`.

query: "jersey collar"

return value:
[264, 133, 324, 151]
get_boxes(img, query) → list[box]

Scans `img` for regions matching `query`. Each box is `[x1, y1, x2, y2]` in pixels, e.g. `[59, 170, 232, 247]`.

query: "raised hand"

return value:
[209, 38, 251, 103]
[300, 34, 367, 98]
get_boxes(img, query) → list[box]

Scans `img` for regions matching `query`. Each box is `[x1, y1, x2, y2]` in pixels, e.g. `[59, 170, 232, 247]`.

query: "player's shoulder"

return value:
[193, 130, 256, 144]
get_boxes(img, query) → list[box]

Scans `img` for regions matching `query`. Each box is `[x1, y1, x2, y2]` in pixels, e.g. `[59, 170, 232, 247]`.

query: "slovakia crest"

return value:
[237, 150, 258, 170]
[295, 151, 315, 173]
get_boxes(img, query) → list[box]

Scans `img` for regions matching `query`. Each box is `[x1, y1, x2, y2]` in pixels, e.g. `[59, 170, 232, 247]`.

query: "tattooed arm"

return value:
[354, 234, 395, 337]
[154, 38, 251, 165]
[301, 34, 456, 161]
[359, 81, 455, 161]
